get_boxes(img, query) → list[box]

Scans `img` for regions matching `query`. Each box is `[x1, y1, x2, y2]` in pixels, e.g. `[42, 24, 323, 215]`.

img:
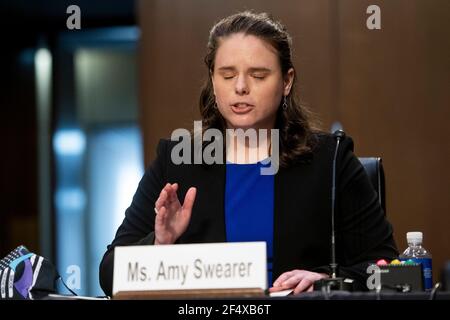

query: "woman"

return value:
[99, 11, 398, 296]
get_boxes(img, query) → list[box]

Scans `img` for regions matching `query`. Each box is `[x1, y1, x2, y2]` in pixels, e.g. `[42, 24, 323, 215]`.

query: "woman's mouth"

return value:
[231, 103, 253, 114]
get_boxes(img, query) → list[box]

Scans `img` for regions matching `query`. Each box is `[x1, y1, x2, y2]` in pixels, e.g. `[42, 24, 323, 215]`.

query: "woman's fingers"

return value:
[154, 190, 166, 213]
[155, 184, 195, 224]
[167, 184, 181, 212]
[155, 183, 170, 210]
[155, 205, 167, 226]
[181, 187, 197, 219]
[171, 183, 179, 196]
[154, 184, 196, 245]
[155, 183, 181, 214]
[166, 183, 176, 202]
[271, 270, 326, 294]
[268, 286, 289, 293]
[282, 272, 305, 288]
[293, 278, 313, 295]
[155, 205, 175, 245]
[272, 271, 294, 287]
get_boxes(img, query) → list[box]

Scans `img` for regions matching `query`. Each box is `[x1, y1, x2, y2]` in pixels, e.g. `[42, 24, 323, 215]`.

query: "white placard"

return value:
[112, 242, 267, 295]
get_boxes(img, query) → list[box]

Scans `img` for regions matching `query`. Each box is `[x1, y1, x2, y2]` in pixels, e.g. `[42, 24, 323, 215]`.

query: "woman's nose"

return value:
[234, 74, 249, 95]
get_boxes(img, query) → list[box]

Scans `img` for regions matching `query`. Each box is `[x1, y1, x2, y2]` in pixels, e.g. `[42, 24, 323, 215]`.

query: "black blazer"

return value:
[99, 133, 398, 296]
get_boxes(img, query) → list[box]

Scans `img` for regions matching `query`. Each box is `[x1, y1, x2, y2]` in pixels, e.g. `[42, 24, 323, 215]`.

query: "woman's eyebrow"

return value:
[217, 66, 237, 72]
[248, 67, 272, 73]
[216, 66, 272, 72]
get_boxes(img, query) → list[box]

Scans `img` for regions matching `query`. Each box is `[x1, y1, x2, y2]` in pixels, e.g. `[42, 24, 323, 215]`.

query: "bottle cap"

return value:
[406, 231, 423, 243]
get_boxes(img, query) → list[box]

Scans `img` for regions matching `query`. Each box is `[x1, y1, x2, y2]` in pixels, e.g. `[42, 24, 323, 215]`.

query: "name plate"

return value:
[112, 242, 267, 296]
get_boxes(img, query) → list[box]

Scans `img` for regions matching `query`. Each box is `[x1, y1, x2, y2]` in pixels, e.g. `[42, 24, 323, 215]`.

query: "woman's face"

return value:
[212, 33, 294, 131]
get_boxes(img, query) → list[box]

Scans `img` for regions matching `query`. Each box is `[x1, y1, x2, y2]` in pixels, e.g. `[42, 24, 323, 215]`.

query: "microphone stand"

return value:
[313, 130, 354, 293]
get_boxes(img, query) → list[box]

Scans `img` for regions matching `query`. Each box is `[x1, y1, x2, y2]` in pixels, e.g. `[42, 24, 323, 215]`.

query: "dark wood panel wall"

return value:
[138, 0, 450, 278]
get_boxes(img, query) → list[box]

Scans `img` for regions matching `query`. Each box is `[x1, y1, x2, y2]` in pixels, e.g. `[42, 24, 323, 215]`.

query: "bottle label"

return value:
[401, 257, 433, 290]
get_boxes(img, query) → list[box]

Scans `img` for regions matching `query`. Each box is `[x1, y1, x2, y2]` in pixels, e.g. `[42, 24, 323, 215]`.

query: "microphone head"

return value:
[333, 130, 346, 140]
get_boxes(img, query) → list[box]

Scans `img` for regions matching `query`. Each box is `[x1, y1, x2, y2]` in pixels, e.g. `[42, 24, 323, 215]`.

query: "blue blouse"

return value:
[225, 161, 274, 286]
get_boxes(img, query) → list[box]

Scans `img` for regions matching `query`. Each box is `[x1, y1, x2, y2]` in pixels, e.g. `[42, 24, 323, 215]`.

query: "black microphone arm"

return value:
[330, 129, 345, 278]
[313, 130, 354, 292]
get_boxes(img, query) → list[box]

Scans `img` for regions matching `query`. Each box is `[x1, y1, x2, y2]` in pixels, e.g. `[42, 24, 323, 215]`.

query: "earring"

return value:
[214, 102, 218, 109]
[282, 96, 288, 110]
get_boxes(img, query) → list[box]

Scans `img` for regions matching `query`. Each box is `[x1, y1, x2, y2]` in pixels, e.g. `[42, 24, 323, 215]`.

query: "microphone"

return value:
[330, 129, 344, 279]
[313, 130, 354, 292]
[333, 129, 346, 140]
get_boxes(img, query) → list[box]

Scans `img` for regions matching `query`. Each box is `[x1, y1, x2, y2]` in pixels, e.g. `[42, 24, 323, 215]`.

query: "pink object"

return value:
[376, 259, 388, 266]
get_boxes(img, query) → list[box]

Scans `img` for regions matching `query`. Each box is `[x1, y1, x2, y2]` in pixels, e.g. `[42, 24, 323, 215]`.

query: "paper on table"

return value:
[269, 289, 294, 297]
[46, 294, 110, 300]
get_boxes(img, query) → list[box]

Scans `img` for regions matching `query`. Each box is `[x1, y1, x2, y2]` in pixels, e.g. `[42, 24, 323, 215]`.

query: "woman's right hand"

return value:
[154, 183, 197, 245]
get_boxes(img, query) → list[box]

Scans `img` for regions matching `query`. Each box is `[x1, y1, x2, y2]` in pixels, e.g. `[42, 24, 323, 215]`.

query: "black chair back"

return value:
[358, 157, 386, 215]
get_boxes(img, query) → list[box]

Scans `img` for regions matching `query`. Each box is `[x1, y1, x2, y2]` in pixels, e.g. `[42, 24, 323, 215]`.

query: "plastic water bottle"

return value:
[399, 232, 433, 290]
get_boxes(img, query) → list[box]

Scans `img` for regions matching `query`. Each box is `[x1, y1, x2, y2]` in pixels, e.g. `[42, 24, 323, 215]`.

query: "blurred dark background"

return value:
[0, 0, 449, 295]
[0, 0, 138, 295]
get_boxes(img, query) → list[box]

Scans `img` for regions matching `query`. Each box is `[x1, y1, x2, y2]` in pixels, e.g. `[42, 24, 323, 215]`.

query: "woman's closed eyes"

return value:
[220, 72, 268, 80]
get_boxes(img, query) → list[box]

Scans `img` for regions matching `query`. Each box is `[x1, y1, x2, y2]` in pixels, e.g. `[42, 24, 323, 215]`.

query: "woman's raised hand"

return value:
[154, 183, 197, 245]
